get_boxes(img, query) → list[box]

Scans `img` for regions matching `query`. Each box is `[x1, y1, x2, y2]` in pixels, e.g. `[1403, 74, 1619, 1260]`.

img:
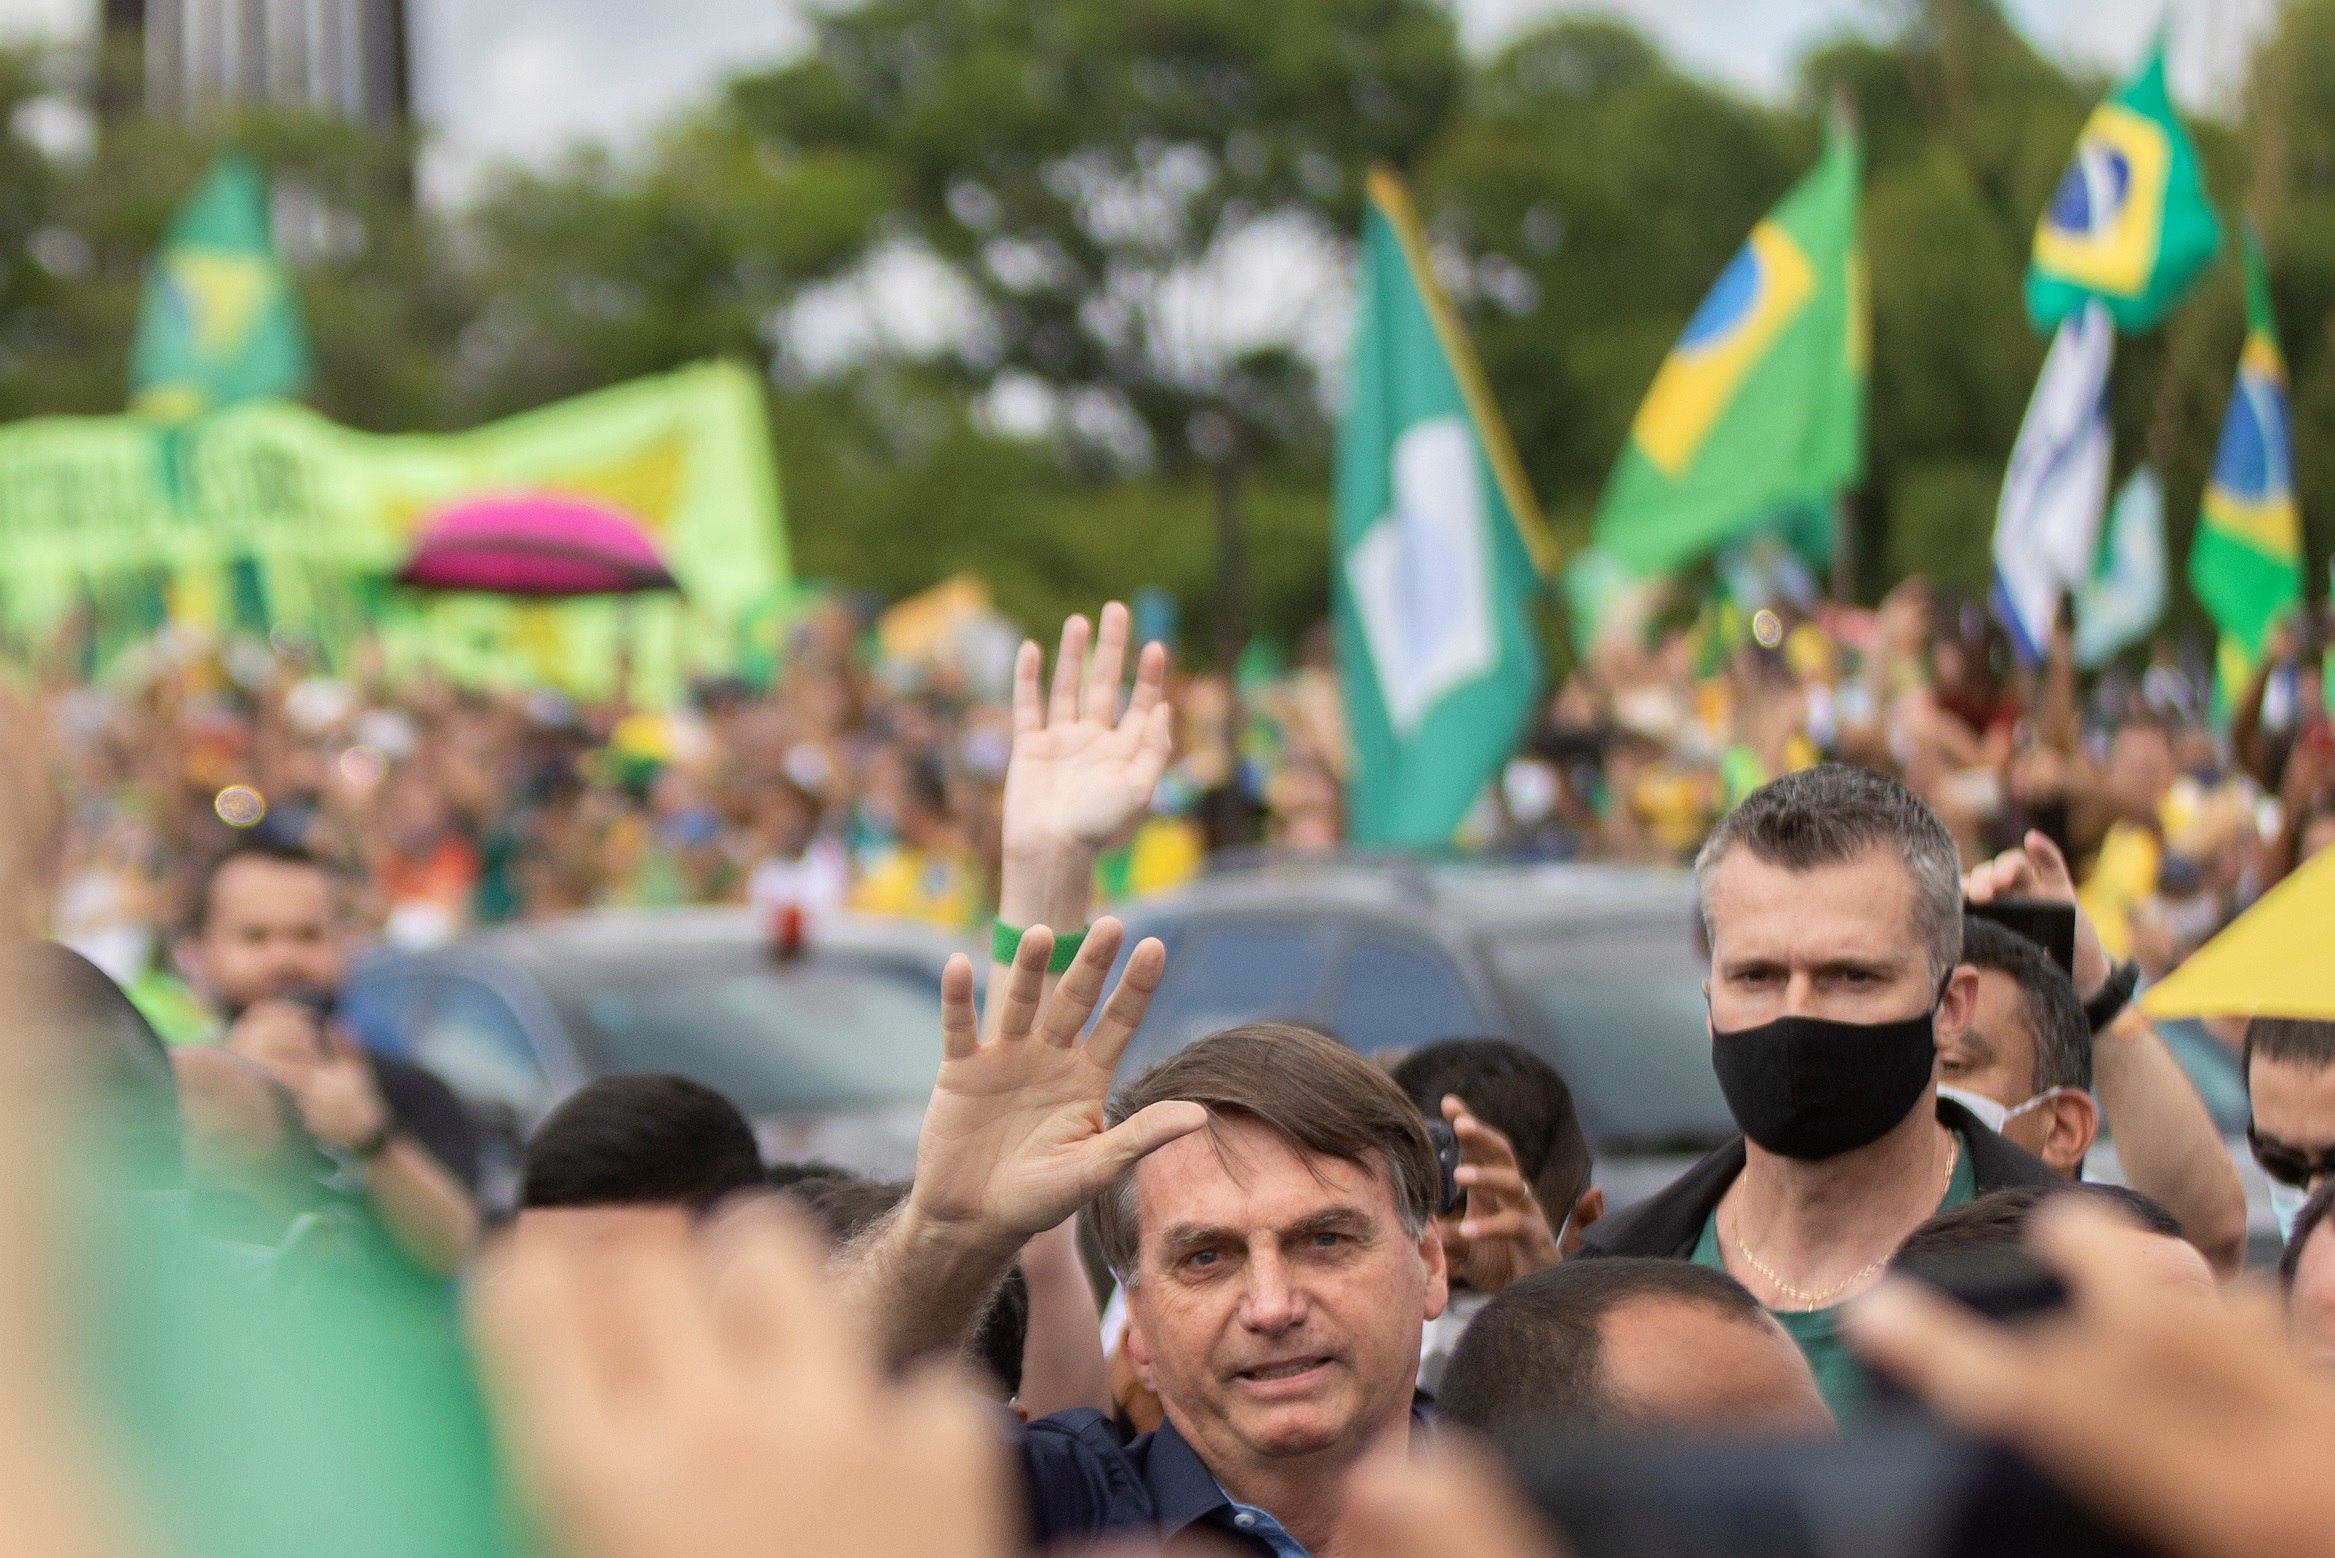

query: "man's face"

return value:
[184, 857, 343, 1014]
[1597, 1299, 1834, 1436]
[2249, 1054, 2335, 1190]
[2288, 1220, 2335, 1368]
[1123, 1116, 1446, 1475]
[1705, 846, 1968, 1037]
[2110, 727, 2175, 818]
[1940, 967, 2047, 1146]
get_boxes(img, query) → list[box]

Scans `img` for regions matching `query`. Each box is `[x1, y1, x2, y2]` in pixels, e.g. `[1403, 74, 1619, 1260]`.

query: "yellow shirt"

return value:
[848, 846, 985, 930]
[2078, 821, 2162, 962]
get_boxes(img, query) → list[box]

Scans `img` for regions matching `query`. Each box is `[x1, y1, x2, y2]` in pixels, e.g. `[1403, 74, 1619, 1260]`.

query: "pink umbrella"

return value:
[396, 494, 678, 597]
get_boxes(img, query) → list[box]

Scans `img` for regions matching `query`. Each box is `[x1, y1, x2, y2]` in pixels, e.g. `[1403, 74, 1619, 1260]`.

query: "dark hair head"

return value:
[1089, 1023, 1439, 1282]
[783, 1173, 1027, 1397]
[1959, 918, 2092, 1093]
[2246, 1018, 2335, 1075]
[2281, 1180, 2335, 1292]
[519, 1074, 763, 1213]
[1389, 1038, 1591, 1215]
[1695, 763, 1963, 981]
[0, 940, 181, 1183]
[1893, 1183, 2183, 1273]
[1438, 1258, 1767, 1436]
[188, 837, 334, 937]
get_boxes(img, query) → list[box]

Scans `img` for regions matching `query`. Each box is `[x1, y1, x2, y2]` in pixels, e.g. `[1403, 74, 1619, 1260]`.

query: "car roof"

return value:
[429, 907, 976, 973]
[1125, 855, 1697, 935]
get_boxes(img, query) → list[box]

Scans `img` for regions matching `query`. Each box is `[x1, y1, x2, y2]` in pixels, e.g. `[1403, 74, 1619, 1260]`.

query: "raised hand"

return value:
[912, 917, 1205, 1242]
[1438, 1099, 1562, 1294]
[1964, 827, 2110, 999]
[1001, 603, 1173, 868]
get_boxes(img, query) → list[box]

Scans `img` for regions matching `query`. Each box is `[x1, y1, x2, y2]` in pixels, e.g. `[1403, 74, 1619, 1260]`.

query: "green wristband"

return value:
[991, 919, 1088, 974]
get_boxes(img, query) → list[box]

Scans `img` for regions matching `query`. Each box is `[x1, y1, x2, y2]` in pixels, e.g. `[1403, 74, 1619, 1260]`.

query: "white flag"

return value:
[1992, 301, 2113, 663]
[2073, 464, 2168, 667]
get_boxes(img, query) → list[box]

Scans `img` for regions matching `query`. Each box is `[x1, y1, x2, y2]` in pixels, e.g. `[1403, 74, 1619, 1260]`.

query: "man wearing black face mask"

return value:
[1578, 764, 2052, 1416]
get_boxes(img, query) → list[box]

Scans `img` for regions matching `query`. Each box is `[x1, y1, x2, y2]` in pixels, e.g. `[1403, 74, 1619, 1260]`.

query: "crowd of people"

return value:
[0, 592, 2333, 1558]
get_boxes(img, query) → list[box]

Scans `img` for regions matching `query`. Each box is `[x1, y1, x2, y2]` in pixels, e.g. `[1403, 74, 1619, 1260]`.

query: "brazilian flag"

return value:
[130, 154, 313, 420]
[1593, 114, 1865, 577]
[2028, 37, 2220, 335]
[2191, 230, 2303, 663]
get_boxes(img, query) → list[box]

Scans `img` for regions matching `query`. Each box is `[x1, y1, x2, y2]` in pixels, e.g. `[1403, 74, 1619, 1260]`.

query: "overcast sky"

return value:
[0, 0, 2287, 203]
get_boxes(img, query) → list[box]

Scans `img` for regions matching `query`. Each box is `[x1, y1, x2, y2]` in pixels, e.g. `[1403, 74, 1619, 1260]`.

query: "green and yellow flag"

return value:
[130, 154, 312, 420]
[1335, 170, 1550, 846]
[2190, 231, 2303, 665]
[2027, 37, 2220, 335]
[1593, 115, 1865, 576]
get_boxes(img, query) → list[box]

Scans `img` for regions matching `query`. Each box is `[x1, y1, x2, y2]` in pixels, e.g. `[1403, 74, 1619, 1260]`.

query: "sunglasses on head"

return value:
[2246, 1122, 2335, 1189]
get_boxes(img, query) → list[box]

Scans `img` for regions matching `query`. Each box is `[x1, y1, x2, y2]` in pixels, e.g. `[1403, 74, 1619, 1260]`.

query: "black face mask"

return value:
[1709, 986, 1943, 1161]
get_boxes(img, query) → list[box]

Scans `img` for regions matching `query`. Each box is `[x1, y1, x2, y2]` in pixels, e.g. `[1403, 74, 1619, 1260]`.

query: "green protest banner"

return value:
[0, 361, 789, 703]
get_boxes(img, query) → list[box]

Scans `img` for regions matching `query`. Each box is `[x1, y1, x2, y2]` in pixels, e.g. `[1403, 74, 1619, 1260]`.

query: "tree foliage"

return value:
[0, 0, 2327, 655]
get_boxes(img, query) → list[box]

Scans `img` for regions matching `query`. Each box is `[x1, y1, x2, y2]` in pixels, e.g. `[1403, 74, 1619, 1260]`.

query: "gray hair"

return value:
[1693, 763, 1964, 982]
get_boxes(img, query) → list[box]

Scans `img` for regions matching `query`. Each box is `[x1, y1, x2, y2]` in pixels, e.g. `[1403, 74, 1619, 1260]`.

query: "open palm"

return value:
[1001, 604, 1174, 860]
[911, 917, 1205, 1240]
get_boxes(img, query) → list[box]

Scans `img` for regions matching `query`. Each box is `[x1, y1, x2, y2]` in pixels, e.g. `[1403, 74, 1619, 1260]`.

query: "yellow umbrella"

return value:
[2142, 845, 2335, 1021]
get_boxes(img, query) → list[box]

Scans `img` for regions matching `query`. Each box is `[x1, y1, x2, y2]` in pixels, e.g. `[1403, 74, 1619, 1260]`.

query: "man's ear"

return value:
[1416, 1213, 1449, 1322]
[1123, 1284, 1152, 1371]
[2040, 1090, 2100, 1177]
[1562, 1185, 1606, 1257]
[1935, 963, 1981, 1042]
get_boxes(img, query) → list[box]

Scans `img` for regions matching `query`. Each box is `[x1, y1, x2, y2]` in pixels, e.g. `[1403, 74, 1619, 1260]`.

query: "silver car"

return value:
[342, 908, 972, 1208]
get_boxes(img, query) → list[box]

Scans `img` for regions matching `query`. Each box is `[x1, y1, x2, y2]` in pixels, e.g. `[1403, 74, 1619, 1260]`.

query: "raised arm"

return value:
[1968, 832, 2248, 1278]
[828, 919, 1206, 1366]
[991, 603, 1173, 1035]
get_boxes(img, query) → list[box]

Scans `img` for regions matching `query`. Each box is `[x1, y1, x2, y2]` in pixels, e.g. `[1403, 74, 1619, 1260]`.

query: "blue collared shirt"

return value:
[1018, 1404, 1431, 1554]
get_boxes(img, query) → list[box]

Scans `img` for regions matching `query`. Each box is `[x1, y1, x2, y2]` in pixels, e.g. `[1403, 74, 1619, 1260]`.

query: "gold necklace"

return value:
[1727, 1133, 1959, 1311]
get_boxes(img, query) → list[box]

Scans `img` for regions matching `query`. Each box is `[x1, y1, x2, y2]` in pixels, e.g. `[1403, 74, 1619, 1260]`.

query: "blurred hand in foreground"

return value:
[1843, 1199, 2335, 1558]
[1346, 1433, 1571, 1558]
[469, 1199, 1009, 1558]
[1438, 1099, 1562, 1294]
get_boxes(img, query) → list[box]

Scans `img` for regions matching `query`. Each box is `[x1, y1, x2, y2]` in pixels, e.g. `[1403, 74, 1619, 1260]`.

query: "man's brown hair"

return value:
[1086, 1023, 1440, 1282]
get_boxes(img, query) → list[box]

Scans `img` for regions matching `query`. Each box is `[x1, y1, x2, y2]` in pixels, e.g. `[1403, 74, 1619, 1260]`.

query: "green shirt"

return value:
[1691, 1129, 1977, 1422]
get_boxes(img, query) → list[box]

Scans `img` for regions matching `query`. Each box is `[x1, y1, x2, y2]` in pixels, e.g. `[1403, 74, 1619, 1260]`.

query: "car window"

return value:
[1325, 934, 1483, 1053]
[562, 957, 944, 1115]
[1490, 922, 1733, 1152]
[337, 969, 434, 1061]
[1120, 922, 1342, 1073]
[415, 977, 549, 1119]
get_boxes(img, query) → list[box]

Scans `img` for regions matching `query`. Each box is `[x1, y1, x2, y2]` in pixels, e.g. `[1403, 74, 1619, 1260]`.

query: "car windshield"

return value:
[551, 955, 945, 1116]
[1489, 920, 1734, 1153]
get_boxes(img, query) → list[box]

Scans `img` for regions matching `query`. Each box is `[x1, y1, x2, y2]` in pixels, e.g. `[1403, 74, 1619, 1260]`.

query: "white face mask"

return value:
[2270, 1178, 2311, 1244]
[1939, 1084, 2075, 1136]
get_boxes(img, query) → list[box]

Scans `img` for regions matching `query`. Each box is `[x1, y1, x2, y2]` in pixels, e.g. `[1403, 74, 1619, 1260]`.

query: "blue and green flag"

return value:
[2027, 37, 2220, 335]
[2190, 231, 2303, 663]
[130, 154, 312, 420]
[1592, 113, 1865, 576]
[1335, 169, 1551, 846]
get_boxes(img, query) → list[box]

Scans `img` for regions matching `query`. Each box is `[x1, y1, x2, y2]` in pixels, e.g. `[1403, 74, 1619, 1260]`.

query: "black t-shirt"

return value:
[366, 1054, 481, 1192]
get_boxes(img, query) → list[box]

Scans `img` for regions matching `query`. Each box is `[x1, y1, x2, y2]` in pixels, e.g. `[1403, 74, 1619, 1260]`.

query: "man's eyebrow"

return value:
[1155, 1222, 1238, 1255]
[1806, 954, 1905, 978]
[1282, 1207, 1377, 1239]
